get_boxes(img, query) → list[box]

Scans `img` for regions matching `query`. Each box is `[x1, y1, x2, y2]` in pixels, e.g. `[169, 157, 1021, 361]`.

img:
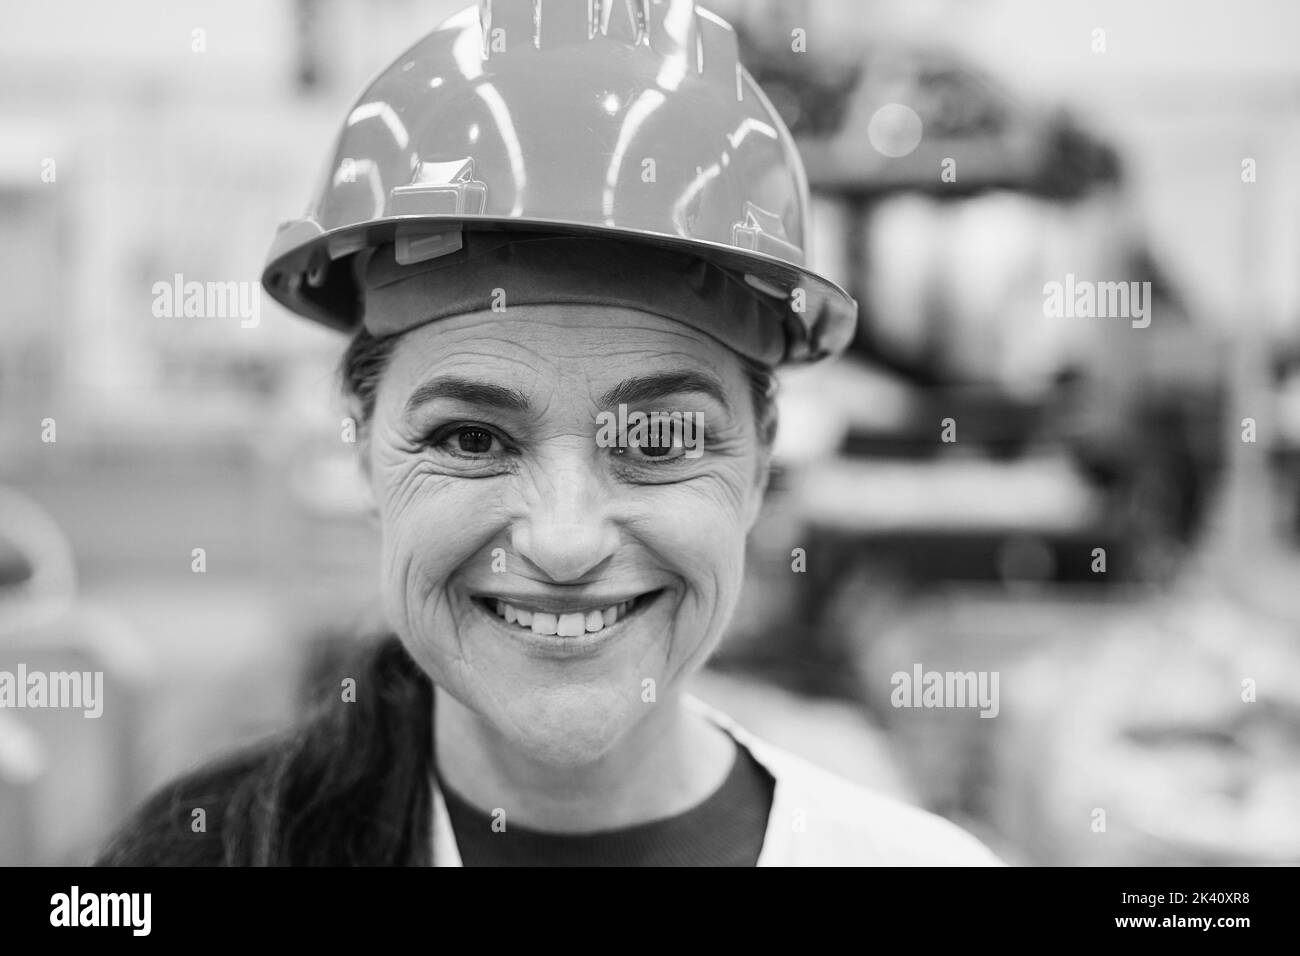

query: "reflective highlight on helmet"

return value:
[261, 0, 858, 364]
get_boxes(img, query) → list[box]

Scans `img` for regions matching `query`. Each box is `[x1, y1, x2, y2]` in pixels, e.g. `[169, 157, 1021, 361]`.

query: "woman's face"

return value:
[364, 303, 769, 765]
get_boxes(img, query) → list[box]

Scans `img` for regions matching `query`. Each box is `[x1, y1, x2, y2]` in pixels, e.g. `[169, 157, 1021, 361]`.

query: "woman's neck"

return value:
[432, 686, 736, 833]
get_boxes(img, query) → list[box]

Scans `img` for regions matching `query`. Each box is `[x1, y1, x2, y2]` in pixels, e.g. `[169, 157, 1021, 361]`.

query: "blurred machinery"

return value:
[760, 36, 1224, 590]
[726, 29, 1227, 672]
[716, 25, 1237, 863]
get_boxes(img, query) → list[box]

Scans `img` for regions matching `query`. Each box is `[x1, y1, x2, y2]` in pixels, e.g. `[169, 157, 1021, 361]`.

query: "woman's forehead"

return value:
[377, 303, 751, 405]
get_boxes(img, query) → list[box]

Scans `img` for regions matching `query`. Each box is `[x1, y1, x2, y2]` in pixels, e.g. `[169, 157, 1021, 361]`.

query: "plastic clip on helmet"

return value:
[260, 0, 857, 366]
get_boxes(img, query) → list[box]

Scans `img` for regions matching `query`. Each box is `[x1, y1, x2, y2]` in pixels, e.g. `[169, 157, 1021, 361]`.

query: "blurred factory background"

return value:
[2, 0, 1300, 866]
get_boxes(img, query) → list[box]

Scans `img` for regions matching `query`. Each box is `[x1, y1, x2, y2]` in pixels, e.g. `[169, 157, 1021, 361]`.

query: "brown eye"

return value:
[456, 428, 494, 453]
[639, 431, 672, 457]
[633, 422, 679, 459]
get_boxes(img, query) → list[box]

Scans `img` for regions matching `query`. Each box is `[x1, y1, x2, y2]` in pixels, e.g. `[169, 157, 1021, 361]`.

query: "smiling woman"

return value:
[94, 0, 999, 867]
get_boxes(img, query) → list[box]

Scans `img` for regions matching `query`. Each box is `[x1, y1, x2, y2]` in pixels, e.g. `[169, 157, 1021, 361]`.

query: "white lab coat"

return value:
[430, 695, 1004, 866]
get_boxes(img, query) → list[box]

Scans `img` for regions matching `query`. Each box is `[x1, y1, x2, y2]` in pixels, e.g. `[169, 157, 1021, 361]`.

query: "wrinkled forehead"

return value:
[377, 299, 748, 400]
[375, 303, 753, 419]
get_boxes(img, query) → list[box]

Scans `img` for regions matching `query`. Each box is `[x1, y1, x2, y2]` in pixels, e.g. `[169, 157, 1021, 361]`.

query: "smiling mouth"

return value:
[472, 590, 664, 637]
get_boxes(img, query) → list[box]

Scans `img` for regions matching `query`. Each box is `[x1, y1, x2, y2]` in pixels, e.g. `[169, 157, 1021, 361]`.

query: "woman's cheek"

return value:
[635, 471, 752, 639]
[376, 461, 503, 632]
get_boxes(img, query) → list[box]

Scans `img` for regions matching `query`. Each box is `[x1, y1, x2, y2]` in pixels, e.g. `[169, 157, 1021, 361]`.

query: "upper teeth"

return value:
[491, 599, 634, 636]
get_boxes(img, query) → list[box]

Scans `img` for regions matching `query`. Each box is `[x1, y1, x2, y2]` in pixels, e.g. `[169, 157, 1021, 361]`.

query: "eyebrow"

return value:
[403, 369, 732, 418]
[403, 376, 532, 416]
[598, 371, 731, 412]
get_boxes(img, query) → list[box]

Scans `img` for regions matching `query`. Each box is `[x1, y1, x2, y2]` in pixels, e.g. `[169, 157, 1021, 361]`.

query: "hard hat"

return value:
[261, 0, 857, 364]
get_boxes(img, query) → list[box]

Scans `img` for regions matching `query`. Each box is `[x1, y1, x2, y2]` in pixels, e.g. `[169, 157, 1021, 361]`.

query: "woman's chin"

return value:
[496, 689, 644, 767]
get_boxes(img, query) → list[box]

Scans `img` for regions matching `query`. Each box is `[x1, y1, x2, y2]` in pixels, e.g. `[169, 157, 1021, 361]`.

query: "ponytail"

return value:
[96, 635, 435, 866]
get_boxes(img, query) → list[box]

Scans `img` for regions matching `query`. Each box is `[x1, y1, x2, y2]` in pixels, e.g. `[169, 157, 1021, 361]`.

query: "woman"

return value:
[97, 0, 999, 867]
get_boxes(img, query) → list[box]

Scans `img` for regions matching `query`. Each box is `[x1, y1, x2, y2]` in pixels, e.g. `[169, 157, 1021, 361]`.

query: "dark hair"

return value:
[96, 635, 434, 866]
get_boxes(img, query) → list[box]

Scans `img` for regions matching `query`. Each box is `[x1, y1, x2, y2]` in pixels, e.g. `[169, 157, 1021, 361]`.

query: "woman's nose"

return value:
[510, 466, 620, 583]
